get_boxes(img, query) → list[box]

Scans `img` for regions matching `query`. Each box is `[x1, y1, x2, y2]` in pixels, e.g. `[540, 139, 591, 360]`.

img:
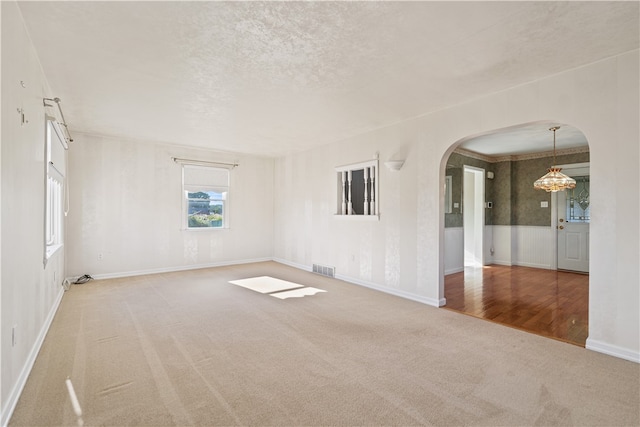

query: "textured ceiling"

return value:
[17, 1, 640, 157]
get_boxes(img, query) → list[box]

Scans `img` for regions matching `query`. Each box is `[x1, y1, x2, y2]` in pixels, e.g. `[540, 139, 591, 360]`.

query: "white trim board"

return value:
[89, 257, 273, 280]
[444, 267, 464, 275]
[273, 257, 312, 272]
[0, 286, 65, 427]
[586, 338, 640, 364]
[273, 258, 444, 307]
[335, 272, 445, 307]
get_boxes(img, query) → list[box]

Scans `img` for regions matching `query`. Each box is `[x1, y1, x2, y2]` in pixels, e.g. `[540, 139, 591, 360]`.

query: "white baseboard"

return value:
[586, 338, 640, 364]
[491, 260, 555, 270]
[90, 257, 273, 280]
[272, 259, 443, 308]
[0, 286, 65, 427]
[490, 260, 513, 267]
[444, 267, 464, 275]
[272, 258, 312, 272]
[334, 273, 444, 307]
[513, 261, 553, 270]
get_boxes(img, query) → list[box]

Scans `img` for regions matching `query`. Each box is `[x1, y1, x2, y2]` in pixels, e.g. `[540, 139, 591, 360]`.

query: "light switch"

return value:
[541, 201, 549, 208]
[454, 202, 459, 208]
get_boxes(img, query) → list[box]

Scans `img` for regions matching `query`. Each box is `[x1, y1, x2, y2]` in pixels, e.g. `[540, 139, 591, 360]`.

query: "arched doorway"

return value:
[440, 121, 590, 346]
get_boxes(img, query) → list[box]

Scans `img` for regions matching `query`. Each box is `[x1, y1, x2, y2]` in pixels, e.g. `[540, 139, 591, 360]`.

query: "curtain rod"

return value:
[172, 157, 238, 168]
[43, 97, 73, 143]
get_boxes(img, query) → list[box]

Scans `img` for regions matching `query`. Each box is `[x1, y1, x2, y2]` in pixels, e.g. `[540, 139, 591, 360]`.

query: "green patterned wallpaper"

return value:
[444, 151, 590, 228]
[444, 153, 493, 228]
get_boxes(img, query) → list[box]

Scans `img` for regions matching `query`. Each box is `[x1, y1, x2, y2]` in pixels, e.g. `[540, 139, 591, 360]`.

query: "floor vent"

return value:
[312, 264, 335, 278]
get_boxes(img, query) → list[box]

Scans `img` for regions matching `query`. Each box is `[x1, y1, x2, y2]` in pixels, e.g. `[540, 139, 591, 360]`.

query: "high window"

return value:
[182, 165, 229, 229]
[45, 120, 67, 262]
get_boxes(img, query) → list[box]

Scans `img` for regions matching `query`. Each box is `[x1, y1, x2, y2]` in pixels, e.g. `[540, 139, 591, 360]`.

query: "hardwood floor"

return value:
[444, 265, 588, 347]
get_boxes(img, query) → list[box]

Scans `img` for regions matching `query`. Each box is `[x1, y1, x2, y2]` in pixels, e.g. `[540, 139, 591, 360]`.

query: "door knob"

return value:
[559, 218, 564, 222]
[559, 225, 564, 230]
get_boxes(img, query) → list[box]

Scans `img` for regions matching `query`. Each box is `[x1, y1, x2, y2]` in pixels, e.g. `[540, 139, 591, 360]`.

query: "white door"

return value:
[557, 175, 589, 273]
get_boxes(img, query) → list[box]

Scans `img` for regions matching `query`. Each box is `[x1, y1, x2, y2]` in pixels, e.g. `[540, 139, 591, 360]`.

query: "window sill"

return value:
[183, 227, 229, 231]
[333, 214, 379, 221]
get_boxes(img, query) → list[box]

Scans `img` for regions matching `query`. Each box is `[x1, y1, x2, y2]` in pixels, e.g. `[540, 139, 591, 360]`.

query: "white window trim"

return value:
[334, 159, 379, 220]
[181, 164, 230, 230]
[44, 119, 67, 266]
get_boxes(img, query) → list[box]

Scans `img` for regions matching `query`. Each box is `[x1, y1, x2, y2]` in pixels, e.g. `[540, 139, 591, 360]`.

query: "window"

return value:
[335, 159, 378, 218]
[566, 176, 590, 222]
[182, 165, 229, 229]
[45, 120, 67, 262]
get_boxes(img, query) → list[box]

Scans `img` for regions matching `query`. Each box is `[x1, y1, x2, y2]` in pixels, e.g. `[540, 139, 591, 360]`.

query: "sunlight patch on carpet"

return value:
[229, 276, 303, 294]
[270, 287, 327, 300]
[229, 276, 327, 299]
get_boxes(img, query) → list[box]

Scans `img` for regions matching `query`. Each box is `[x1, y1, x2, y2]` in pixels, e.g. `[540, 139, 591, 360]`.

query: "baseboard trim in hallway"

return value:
[274, 257, 445, 307]
[1, 286, 65, 427]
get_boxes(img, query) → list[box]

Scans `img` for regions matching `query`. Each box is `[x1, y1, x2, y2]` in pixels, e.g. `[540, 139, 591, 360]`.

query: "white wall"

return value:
[274, 50, 640, 362]
[65, 134, 275, 278]
[274, 125, 428, 302]
[1, 2, 66, 423]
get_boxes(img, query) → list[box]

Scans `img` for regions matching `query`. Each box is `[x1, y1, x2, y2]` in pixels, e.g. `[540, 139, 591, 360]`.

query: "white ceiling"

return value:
[457, 122, 588, 157]
[17, 1, 639, 157]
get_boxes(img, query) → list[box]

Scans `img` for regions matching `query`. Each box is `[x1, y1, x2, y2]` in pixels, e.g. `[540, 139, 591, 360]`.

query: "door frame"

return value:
[462, 165, 485, 267]
[550, 162, 590, 271]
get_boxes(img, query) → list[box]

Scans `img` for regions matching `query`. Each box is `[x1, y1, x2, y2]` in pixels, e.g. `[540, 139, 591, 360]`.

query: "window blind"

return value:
[183, 165, 229, 192]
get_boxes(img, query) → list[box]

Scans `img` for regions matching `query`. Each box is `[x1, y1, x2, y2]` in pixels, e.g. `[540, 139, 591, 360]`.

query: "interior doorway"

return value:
[441, 121, 590, 346]
[463, 166, 484, 268]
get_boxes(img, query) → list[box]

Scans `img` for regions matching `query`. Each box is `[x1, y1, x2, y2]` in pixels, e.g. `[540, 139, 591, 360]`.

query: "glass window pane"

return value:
[566, 176, 590, 223]
[182, 164, 229, 229]
[187, 191, 224, 228]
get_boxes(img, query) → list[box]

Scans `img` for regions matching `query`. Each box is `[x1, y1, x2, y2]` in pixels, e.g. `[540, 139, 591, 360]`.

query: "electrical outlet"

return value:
[97, 253, 103, 261]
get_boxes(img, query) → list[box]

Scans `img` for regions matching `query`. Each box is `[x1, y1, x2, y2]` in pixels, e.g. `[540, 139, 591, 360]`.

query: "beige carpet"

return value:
[10, 261, 640, 426]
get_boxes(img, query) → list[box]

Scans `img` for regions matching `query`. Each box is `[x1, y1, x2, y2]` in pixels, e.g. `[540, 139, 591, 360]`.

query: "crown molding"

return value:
[454, 146, 590, 163]
[453, 148, 494, 162]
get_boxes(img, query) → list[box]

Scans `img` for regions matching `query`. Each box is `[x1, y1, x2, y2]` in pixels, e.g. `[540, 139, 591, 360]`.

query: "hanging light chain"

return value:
[550, 125, 560, 167]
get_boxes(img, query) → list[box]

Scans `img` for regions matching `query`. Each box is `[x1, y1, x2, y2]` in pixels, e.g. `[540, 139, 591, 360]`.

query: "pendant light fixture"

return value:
[533, 126, 576, 192]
